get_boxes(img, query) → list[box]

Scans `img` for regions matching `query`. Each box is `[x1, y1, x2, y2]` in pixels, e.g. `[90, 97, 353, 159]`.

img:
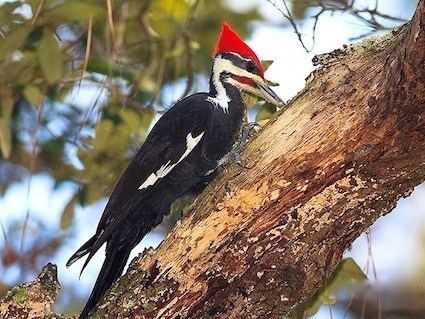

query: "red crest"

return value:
[212, 22, 264, 77]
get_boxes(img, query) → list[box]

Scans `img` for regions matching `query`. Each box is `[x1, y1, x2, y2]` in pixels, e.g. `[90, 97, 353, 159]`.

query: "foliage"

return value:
[289, 258, 367, 318]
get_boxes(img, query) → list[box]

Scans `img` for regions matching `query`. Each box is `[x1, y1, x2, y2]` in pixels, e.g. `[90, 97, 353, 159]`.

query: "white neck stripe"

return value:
[208, 55, 231, 113]
[208, 55, 263, 113]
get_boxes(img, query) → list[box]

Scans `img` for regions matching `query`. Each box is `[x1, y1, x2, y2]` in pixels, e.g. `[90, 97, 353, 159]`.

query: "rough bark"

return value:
[2, 1, 425, 318]
[0, 263, 69, 318]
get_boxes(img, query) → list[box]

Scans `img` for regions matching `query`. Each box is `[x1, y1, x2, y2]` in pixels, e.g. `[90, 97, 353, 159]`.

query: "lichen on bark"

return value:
[0, 263, 70, 319]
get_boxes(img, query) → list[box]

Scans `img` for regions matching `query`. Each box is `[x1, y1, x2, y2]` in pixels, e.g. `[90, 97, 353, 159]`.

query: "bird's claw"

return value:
[218, 148, 248, 169]
[237, 122, 262, 150]
[232, 149, 247, 168]
[218, 122, 261, 169]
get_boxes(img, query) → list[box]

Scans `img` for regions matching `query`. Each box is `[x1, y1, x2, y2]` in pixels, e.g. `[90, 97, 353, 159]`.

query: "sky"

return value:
[0, 0, 423, 317]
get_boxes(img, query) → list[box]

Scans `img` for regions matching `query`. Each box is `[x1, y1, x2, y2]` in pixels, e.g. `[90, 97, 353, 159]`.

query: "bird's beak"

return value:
[254, 77, 285, 107]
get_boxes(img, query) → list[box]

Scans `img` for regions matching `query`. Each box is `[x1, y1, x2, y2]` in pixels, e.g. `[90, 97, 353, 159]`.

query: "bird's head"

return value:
[211, 22, 284, 107]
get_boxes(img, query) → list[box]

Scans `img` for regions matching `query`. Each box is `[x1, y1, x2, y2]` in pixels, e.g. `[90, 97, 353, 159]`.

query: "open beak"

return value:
[254, 77, 285, 107]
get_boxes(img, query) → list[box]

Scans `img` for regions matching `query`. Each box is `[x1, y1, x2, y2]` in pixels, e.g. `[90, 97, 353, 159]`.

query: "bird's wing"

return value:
[69, 93, 214, 272]
[97, 93, 213, 230]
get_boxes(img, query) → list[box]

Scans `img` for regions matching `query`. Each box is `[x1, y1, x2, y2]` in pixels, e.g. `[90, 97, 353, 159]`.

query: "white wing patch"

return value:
[138, 131, 205, 190]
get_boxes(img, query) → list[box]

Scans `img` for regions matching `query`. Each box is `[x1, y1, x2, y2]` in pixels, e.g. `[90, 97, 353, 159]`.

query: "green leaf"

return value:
[0, 121, 12, 159]
[241, 92, 259, 108]
[290, 258, 367, 318]
[60, 193, 78, 229]
[26, 0, 56, 14]
[0, 92, 14, 159]
[87, 58, 134, 81]
[166, 40, 185, 58]
[0, 26, 30, 60]
[46, 1, 106, 23]
[256, 104, 277, 122]
[0, 1, 22, 23]
[116, 108, 154, 138]
[26, 27, 44, 47]
[37, 30, 64, 84]
[327, 257, 368, 288]
[85, 184, 104, 205]
[23, 85, 44, 107]
[171, 196, 195, 217]
[78, 186, 88, 206]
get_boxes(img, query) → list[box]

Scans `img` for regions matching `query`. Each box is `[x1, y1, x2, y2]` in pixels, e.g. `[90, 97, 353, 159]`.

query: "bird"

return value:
[67, 21, 284, 319]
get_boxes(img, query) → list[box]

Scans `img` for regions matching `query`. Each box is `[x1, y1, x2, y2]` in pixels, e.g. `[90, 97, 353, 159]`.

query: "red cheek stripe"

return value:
[234, 76, 256, 87]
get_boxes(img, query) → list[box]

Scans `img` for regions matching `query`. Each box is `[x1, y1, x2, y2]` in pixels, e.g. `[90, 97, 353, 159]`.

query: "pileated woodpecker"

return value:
[68, 22, 283, 319]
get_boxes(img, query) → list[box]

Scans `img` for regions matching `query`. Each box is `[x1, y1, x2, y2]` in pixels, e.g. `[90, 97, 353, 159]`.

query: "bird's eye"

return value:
[246, 60, 256, 73]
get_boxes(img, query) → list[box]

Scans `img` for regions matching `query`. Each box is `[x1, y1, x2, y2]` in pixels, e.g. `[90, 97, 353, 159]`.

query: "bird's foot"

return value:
[237, 122, 262, 149]
[218, 122, 262, 169]
[218, 148, 246, 169]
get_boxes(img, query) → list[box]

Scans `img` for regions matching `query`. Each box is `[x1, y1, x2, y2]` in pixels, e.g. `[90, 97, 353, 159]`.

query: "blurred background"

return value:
[0, 0, 423, 318]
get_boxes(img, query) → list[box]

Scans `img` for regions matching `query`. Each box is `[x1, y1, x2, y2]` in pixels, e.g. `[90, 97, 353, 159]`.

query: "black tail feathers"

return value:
[78, 247, 130, 319]
[66, 235, 97, 268]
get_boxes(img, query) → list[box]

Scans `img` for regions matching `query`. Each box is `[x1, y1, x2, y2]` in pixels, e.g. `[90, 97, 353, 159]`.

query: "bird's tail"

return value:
[66, 235, 97, 268]
[78, 247, 130, 319]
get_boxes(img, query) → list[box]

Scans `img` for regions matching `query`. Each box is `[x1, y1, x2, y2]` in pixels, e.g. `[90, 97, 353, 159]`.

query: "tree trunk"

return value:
[2, 1, 425, 318]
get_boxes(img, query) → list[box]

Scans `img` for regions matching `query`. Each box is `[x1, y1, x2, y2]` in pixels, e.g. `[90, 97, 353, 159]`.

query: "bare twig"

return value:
[265, 0, 311, 51]
[266, 0, 408, 50]
[311, 7, 324, 45]
[178, 0, 202, 99]
[19, 100, 44, 280]
[71, 78, 108, 145]
[30, 0, 45, 26]
[0, 218, 7, 245]
[137, 0, 155, 64]
[78, 16, 93, 91]
[106, 0, 116, 45]
[148, 54, 167, 108]
[180, 32, 195, 98]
